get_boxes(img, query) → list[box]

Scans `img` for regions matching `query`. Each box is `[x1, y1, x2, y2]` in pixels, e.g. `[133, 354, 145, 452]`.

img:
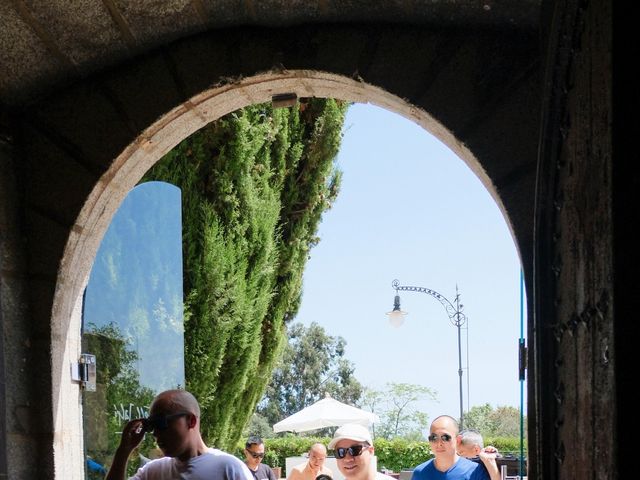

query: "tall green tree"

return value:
[144, 98, 348, 448]
[464, 403, 523, 438]
[257, 322, 363, 428]
[362, 382, 437, 440]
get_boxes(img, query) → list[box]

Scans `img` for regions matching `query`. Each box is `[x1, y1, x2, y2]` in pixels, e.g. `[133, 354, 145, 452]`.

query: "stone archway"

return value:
[52, 71, 511, 477]
[8, 21, 541, 478]
[4, 7, 622, 477]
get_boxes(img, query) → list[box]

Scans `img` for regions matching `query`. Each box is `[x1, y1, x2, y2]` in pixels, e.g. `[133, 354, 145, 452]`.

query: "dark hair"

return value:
[316, 475, 332, 480]
[246, 435, 264, 448]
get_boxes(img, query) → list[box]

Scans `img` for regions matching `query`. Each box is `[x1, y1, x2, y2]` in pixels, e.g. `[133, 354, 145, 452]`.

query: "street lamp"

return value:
[386, 279, 467, 428]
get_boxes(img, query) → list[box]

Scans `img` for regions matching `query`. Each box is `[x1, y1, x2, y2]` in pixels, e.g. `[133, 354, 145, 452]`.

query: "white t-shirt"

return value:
[130, 447, 254, 480]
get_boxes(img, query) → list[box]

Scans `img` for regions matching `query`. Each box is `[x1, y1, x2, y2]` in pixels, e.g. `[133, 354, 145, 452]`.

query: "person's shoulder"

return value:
[454, 457, 477, 468]
[132, 456, 175, 477]
[286, 467, 300, 480]
[207, 448, 242, 460]
[211, 451, 254, 479]
[142, 456, 175, 467]
[459, 456, 481, 467]
[464, 456, 489, 470]
[259, 463, 275, 473]
[286, 465, 302, 480]
[410, 459, 434, 476]
[205, 447, 233, 456]
[412, 459, 434, 471]
[290, 463, 306, 474]
[204, 448, 248, 468]
[455, 457, 489, 478]
[375, 472, 397, 480]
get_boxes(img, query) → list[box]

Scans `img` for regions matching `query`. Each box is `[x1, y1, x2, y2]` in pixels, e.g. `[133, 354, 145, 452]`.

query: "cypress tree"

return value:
[144, 98, 347, 448]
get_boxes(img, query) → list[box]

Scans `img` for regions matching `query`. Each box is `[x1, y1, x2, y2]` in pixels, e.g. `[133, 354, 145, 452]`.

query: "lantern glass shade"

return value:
[386, 308, 407, 328]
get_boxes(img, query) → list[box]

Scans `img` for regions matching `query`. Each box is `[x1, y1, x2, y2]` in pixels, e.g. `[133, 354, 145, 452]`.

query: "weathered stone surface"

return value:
[0, 1, 625, 479]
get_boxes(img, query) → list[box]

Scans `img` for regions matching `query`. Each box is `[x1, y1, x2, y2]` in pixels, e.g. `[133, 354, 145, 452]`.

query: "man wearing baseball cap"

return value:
[329, 423, 395, 480]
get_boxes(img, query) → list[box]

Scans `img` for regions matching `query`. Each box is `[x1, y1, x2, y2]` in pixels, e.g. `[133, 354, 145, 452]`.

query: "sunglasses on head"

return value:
[246, 450, 265, 459]
[427, 433, 452, 443]
[143, 412, 189, 433]
[335, 444, 368, 459]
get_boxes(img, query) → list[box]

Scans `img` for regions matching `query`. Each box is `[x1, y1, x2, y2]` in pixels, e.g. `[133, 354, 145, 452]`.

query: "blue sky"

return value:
[295, 102, 526, 425]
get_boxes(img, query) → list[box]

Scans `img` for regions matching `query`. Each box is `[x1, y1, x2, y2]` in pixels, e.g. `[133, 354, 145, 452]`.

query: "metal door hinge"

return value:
[518, 339, 527, 380]
[71, 353, 97, 391]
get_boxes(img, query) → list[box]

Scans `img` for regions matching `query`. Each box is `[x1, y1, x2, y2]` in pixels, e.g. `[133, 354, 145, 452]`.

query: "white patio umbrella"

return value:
[272, 395, 379, 433]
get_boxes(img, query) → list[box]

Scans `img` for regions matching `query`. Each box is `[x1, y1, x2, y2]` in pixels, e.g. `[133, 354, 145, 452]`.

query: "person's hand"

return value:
[118, 418, 146, 453]
[106, 419, 146, 480]
[480, 445, 499, 460]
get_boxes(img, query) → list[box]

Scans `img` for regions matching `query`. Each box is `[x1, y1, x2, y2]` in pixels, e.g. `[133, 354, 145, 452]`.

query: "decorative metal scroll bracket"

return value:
[392, 279, 467, 327]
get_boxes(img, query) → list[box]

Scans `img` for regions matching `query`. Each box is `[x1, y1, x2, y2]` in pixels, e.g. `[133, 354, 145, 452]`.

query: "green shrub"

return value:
[373, 438, 432, 472]
[234, 437, 433, 474]
[233, 436, 526, 474]
[483, 436, 527, 457]
[235, 436, 328, 473]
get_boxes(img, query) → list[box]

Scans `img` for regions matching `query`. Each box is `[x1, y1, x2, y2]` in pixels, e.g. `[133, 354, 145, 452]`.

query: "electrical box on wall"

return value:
[71, 353, 96, 391]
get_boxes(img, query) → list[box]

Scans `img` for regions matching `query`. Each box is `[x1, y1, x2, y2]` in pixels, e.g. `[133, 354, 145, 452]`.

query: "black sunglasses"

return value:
[335, 444, 368, 459]
[143, 412, 189, 433]
[427, 433, 453, 443]
[246, 450, 265, 459]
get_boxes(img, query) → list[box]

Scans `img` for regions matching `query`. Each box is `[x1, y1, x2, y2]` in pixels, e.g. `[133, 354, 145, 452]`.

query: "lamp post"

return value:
[386, 279, 467, 428]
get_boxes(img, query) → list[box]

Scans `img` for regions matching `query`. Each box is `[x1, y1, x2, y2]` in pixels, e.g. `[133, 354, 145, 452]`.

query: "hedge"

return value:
[234, 436, 526, 474]
[233, 437, 432, 474]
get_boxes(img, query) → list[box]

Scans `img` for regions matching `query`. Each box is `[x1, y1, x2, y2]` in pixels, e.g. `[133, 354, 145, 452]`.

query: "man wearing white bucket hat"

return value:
[328, 424, 395, 480]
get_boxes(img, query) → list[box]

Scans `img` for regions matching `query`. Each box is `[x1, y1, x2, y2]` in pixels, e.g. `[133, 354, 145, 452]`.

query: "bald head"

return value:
[310, 443, 327, 455]
[308, 442, 327, 469]
[430, 415, 459, 435]
[151, 389, 201, 417]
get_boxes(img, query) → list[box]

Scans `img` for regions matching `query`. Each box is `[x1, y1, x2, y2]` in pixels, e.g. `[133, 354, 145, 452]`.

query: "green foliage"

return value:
[231, 436, 525, 474]
[487, 405, 523, 438]
[464, 403, 524, 438]
[258, 322, 363, 427]
[232, 437, 433, 474]
[482, 437, 527, 457]
[463, 403, 493, 433]
[234, 436, 329, 472]
[83, 322, 156, 477]
[361, 383, 437, 440]
[243, 413, 275, 440]
[373, 438, 433, 472]
[145, 98, 348, 449]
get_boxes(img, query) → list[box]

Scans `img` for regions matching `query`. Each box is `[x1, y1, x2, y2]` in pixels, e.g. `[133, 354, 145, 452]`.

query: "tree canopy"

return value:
[144, 98, 348, 448]
[360, 383, 437, 440]
[463, 403, 523, 438]
[256, 321, 363, 429]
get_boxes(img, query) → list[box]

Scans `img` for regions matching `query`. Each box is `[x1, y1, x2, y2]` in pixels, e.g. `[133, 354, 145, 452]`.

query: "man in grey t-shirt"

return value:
[106, 389, 254, 480]
[243, 436, 278, 480]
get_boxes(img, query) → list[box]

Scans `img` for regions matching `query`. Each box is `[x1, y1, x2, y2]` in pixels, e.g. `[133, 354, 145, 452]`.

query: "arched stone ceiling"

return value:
[1, 1, 540, 107]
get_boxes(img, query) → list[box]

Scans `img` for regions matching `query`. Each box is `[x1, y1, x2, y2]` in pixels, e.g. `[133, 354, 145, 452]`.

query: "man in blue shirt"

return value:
[411, 416, 489, 480]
